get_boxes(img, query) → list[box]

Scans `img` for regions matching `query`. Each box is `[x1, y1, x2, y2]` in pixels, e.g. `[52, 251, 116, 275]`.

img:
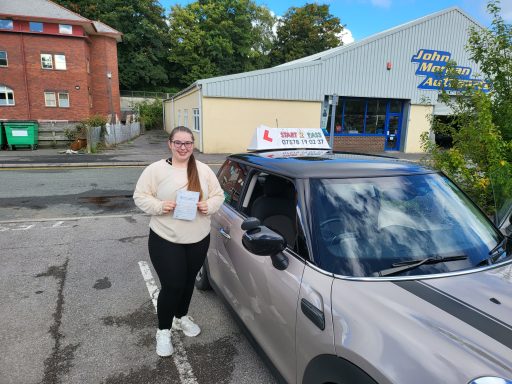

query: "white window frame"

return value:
[59, 24, 72, 34]
[0, 51, 7, 67]
[184, 109, 189, 128]
[0, 85, 14, 106]
[193, 108, 200, 132]
[44, 92, 57, 107]
[58, 92, 69, 108]
[41, 54, 53, 69]
[54, 54, 66, 70]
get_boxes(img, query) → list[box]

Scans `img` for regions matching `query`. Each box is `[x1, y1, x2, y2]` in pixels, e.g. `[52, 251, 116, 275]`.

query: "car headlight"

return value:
[469, 378, 512, 384]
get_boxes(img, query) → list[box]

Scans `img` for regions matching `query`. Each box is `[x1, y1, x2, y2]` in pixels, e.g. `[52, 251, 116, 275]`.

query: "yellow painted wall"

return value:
[202, 97, 322, 153]
[164, 88, 200, 143]
[404, 104, 433, 153]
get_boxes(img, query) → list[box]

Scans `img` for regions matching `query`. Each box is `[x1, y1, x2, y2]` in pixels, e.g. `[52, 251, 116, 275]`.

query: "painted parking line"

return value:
[138, 261, 198, 384]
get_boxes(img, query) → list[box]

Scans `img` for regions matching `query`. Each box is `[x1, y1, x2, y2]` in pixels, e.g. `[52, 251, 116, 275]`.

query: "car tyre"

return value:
[195, 262, 211, 291]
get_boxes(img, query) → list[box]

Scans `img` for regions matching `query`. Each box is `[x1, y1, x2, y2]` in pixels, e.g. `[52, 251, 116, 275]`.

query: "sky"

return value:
[158, 0, 512, 42]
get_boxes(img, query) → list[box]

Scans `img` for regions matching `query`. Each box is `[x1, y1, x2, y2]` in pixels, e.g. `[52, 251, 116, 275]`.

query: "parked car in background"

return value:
[196, 128, 512, 384]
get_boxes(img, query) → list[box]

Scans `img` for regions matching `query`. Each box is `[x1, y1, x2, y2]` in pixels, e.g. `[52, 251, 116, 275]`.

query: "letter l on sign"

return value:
[263, 129, 273, 142]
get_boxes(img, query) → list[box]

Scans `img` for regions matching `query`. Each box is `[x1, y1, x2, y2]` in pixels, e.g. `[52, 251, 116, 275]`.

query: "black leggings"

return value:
[148, 229, 210, 330]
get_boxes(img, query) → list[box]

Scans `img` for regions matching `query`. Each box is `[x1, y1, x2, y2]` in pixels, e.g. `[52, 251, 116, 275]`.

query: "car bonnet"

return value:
[330, 263, 512, 384]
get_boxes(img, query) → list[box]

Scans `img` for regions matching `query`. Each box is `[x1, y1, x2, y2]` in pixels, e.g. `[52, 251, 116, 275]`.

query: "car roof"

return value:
[228, 151, 435, 179]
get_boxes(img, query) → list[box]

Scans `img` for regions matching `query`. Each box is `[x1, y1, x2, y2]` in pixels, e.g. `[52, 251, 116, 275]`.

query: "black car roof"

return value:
[228, 151, 435, 179]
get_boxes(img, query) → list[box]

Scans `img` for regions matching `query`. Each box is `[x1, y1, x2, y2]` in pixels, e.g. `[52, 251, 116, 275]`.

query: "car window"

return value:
[310, 173, 505, 277]
[217, 160, 247, 209]
[243, 172, 310, 260]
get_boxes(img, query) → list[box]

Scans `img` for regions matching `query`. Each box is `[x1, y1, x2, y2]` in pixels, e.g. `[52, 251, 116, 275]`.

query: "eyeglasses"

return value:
[171, 140, 194, 148]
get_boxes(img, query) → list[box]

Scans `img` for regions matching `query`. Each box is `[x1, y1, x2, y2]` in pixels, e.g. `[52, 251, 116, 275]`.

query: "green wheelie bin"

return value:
[0, 122, 6, 149]
[4, 121, 39, 150]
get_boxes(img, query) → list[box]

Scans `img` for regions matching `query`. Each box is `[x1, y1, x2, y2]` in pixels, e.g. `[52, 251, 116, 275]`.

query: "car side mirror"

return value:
[241, 218, 288, 270]
[241, 217, 260, 231]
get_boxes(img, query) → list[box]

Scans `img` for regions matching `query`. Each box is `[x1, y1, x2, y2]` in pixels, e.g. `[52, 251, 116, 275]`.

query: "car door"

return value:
[212, 170, 306, 383]
[208, 160, 248, 303]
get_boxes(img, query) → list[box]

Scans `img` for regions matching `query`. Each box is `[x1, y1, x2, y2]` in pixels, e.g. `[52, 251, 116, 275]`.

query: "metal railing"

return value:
[120, 90, 171, 99]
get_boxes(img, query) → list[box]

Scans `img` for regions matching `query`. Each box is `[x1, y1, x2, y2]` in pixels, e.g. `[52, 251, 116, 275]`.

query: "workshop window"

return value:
[193, 108, 200, 131]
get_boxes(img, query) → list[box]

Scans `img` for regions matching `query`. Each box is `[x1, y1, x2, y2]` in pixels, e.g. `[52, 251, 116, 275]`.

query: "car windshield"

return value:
[310, 173, 506, 277]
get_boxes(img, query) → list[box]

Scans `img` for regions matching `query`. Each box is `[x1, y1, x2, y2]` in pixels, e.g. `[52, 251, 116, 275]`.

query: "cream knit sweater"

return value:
[133, 159, 225, 244]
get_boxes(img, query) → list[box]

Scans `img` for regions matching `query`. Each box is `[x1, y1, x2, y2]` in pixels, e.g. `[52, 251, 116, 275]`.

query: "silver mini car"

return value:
[196, 150, 512, 384]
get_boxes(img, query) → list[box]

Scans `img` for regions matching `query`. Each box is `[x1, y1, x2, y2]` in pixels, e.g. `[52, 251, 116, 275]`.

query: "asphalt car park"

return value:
[196, 127, 512, 384]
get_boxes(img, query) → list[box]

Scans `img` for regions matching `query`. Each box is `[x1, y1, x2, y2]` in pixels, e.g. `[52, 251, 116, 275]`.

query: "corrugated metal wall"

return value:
[201, 9, 480, 105]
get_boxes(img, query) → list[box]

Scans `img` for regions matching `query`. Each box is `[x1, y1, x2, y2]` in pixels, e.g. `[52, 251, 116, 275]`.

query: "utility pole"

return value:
[107, 71, 117, 147]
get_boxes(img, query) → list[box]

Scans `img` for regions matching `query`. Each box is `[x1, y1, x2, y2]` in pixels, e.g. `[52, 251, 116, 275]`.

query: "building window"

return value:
[184, 109, 189, 128]
[0, 19, 13, 30]
[325, 97, 403, 136]
[54, 55, 66, 70]
[41, 54, 53, 69]
[58, 92, 69, 107]
[0, 85, 15, 105]
[29, 22, 43, 32]
[59, 24, 73, 34]
[193, 108, 200, 131]
[44, 92, 57, 107]
[0, 51, 7, 67]
[41, 54, 66, 70]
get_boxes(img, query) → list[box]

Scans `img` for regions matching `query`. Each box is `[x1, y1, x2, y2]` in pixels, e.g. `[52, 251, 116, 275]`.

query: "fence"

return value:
[88, 122, 140, 148]
[120, 90, 171, 99]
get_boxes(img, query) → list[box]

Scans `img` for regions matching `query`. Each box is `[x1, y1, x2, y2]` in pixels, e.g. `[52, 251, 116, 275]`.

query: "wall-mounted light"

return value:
[386, 61, 392, 70]
[75, 85, 80, 90]
[106, 71, 112, 79]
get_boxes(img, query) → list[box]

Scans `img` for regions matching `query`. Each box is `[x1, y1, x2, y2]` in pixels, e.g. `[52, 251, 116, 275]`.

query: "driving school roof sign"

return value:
[411, 49, 491, 93]
[248, 126, 331, 151]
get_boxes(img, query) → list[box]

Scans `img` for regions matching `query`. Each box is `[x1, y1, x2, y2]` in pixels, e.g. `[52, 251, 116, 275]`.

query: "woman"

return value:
[133, 126, 224, 357]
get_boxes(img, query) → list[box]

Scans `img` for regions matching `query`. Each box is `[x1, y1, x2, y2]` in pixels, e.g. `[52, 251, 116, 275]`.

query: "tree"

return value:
[467, 0, 512, 141]
[269, 3, 344, 66]
[54, 0, 171, 91]
[167, 0, 275, 87]
[421, 0, 512, 216]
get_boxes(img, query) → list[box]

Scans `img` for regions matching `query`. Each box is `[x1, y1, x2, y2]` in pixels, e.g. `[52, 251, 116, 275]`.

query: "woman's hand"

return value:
[162, 200, 176, 214]
[197, 201, 209, 215]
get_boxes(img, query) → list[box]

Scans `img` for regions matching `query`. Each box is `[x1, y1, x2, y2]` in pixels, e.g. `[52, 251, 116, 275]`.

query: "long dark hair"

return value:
[169, 126, 203, 200]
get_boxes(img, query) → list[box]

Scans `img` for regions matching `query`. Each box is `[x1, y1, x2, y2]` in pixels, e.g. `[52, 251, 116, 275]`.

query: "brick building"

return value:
[0, 0, 121, 127]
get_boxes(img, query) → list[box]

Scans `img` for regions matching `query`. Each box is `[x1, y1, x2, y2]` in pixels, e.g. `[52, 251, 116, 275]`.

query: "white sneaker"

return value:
[172, 315, 201, 337]
[156, 329, 174, 357]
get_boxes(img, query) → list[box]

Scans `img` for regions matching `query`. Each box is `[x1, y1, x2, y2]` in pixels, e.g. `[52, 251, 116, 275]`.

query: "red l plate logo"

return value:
[263, 129, 273, 142]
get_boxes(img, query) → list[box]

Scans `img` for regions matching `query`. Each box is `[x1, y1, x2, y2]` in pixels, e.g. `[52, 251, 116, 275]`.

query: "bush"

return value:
[136, 99, 163, 130]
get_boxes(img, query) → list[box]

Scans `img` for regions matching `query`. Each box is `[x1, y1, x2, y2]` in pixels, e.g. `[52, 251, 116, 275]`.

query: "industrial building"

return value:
[164, 7, 485, 154]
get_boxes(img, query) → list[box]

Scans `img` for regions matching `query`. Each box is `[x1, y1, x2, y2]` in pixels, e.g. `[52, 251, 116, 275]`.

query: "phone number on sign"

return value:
[281, 139, 326, 145]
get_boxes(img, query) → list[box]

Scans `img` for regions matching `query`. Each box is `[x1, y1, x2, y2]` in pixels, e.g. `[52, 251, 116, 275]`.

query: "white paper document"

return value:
[173, 190, 200, 221]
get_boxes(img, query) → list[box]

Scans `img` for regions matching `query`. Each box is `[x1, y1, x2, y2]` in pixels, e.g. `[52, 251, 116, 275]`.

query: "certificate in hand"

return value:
[173, 190, 200, 221]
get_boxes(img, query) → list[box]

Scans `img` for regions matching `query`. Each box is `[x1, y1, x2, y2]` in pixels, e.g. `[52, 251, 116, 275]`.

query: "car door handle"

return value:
[301, 298, 325, 330]
[219, 228, 231, 240]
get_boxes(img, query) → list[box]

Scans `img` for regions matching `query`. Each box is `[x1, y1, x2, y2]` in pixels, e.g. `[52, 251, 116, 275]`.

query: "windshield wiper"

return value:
[373, 255, 468, 277]
[478, 237, 508, 266]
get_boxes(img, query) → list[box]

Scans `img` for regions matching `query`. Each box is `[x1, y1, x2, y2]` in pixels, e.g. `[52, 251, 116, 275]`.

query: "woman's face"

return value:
[169, 131, 194, 162]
